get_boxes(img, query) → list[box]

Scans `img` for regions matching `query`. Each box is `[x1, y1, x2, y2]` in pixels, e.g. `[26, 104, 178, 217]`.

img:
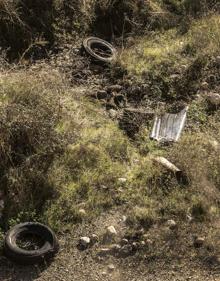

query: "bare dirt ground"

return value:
[1, 209, 220, 281]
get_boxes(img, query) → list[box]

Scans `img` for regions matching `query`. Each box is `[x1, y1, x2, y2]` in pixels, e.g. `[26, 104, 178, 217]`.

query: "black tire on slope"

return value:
[82, 37, 117, 64]
[4, 222, 59, 265]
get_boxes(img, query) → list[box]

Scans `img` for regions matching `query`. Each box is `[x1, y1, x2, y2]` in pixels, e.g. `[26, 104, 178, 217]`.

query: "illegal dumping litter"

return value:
[151, 156, 189, 185]
[150, 106, 188, 143]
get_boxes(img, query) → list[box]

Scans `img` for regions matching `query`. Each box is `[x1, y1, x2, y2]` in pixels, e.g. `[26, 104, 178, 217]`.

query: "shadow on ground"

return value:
[0, 256, 49, 281]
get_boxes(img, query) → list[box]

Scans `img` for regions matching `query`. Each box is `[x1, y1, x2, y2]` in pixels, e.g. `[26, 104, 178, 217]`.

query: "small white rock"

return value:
[194, 237, 205, 248]
[108, 109, 118, 119]
[187, 214, 193, 222]
[122, 215, 127, 223]
[108, 264, 115, 271]
[107, 226, 117, 236]
[167, 219, 177, 230]
[79, 237, 90, 248]
[78, 209, 86, 216]
[118, 178, 127, 183]
[91, 234, 99, 243]
[140, 241, 146, 246]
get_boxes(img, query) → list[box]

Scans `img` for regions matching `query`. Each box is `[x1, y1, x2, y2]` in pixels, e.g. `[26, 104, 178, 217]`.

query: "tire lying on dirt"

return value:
[4, 222, 59, 265]
[82, 37, 117, 64]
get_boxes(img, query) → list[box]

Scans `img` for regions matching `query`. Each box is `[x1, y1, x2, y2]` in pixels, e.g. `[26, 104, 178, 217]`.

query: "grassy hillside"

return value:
[0, 0, 220, 274]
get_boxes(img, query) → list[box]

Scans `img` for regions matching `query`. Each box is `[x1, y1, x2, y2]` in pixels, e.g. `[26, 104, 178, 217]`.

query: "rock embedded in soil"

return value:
[118, 178, 127, 183]
[78, 209, 86, 216]
[167, 219, 177, 230]
[194, 237, 205, 248]
[79, 237, 91, 249]
[101, 271, 107, 276]
[108, 109, 118, 119]
[107, 226, 117, 236]
[107, 264, 115, 271]
[91, 234, 99, 244]
[206, 92, 220, 106]
[122, 215, 127, 223]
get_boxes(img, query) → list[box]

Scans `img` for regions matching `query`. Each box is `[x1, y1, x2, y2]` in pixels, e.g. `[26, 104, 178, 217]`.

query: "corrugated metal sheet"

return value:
[150, 107, 188, 142]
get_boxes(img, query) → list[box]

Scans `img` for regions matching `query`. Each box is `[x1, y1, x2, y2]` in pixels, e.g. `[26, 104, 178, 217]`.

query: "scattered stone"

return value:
[107, 264, 115, 271]
[101, 271, 107, 276]
[78, 209, 86, 216]
[107, 85, 123, 92]
[107, 226, 117, 236]
[194, 237, 205, 248]
[122, 216, 127, 223]
[118, 178, 127, 183]
[132, 242, 139, 250]
[79, 237, 90, 249]
[187, 214, 193, 222]
[140, 241, 146, 247]
[216, 56, 220, 65]
[97, 90, 108, 100]
[206, 92, 220, 106]
[101, 184, 108, 190]
[108, 109, 118, 119]
[167, 219, 177, 230]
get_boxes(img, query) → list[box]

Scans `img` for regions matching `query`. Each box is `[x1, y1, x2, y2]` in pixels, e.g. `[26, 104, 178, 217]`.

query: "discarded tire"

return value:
[4, 222, 59, 265]
[82, 37, 117, 64]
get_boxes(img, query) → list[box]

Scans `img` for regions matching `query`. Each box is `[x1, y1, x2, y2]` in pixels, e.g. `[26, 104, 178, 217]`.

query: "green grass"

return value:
[121, 14, 220, 75]
[0, 67, 219, 235]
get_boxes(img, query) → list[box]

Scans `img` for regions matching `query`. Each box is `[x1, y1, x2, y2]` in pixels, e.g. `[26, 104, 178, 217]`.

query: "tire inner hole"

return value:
[90, 42, 113, 58]
[17, 232, 45, 251]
